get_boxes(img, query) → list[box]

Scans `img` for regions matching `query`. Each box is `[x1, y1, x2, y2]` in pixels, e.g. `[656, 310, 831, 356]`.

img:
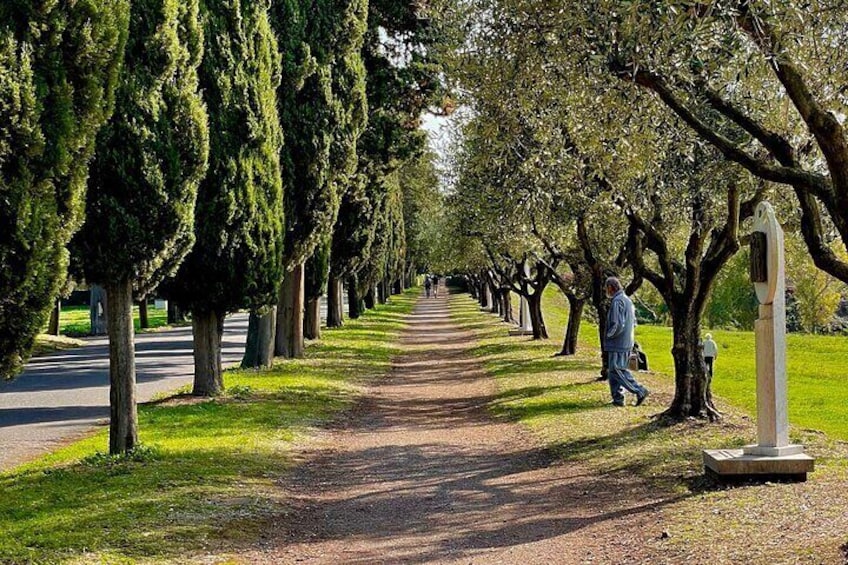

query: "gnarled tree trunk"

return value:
[559, 294, 584, 356]
[528, 292, 549, 340]
[275, 263, 305, 358]
[192, 309, 225, 396]
[106, 278, 138, 454]
[665, 303, 719, 420]
[242, 308, 276, 369]
[304, 297, 321, 340]
[327, 273, 344, 328]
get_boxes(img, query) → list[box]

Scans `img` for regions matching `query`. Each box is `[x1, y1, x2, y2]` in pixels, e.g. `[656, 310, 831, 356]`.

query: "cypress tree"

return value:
[71, 0, 209, 453]
[270, 0, 368, 357]
[0, 1, 129, 379]
[166, 0, 285, 393]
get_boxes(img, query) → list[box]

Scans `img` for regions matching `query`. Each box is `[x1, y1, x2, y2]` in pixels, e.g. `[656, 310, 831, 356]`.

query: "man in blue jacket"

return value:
[604, 277, 649, 407]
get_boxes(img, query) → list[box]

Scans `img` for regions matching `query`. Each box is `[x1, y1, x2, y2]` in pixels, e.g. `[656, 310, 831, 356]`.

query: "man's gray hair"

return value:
[605, 276, 623, 292]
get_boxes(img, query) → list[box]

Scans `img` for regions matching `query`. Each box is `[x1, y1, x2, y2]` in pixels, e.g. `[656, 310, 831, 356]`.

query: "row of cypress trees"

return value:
[1, 0, 445, 454]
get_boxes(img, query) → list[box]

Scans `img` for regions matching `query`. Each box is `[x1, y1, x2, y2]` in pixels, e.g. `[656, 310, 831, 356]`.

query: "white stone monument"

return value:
[703, 202, 814, 481]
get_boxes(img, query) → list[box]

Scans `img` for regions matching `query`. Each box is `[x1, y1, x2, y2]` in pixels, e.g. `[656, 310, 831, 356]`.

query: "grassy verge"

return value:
[0, 290, 418, 564]
[31, 335, 87, 357]
[517, 286, 848, 441]
[47, 305, 170, 337]
[455, 290, 848, 563]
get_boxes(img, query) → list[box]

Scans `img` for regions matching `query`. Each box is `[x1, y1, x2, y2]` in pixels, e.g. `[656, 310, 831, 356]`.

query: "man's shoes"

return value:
[635, 390, 650, 406]
[611, 401, 624, 407]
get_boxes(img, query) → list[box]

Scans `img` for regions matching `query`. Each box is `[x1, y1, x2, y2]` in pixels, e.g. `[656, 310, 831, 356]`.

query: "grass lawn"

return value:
[31, 335, 87, 358]
[0, 290, 418, 564]
[528, 287, 848, 441]
[48, 304, 170, 337]
[457, 290, 848, 563]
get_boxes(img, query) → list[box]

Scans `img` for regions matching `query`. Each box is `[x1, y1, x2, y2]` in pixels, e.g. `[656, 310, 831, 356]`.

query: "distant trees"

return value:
[165, 0, 284, 395]
[0, 1, 129, 379]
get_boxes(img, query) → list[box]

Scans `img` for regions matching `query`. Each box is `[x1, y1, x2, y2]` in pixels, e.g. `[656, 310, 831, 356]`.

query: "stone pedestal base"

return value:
[508, 329, 534, 336]
[703, 448, 814, 482]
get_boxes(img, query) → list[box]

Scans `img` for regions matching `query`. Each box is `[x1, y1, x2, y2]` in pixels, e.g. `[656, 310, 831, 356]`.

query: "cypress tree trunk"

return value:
[377, 279, 387, 304]
[558, 295, 585, 356]
[275, 263, 305, 358]
[666, 303, 719, 420]
[138, 298, 149, 330]
[192, 309, 225, 396]
[327, 273, 344, 328]
[528, 292, 549, 340]
[106, 278, 138, 455]
[304, 297, 321, 340]
[90, 285, 108, 336]
[47, 299, 61, 336]
[364, 285, 376, 309]
[243, 309, 276, 368]
[167, 301, 186, 324]
[348, 276, 362, 319]
[392, 279, 402, 294]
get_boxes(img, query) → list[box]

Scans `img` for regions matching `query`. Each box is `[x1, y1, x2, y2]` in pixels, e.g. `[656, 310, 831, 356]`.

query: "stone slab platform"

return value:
[703, 448, 814, 482]
[508, 329, 534, 336]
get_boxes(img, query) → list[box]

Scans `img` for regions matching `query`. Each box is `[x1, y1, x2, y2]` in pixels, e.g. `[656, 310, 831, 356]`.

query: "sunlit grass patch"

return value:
[0, 290, 418, 564]
[451, 288, 848, 563]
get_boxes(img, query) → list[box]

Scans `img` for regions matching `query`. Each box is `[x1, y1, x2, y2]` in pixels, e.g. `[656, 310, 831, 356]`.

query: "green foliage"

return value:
[72, 0, 209, 294]
[704, 250, 759, 330]
[165, 0, 284, 315]
[0, 290, 418, 563]
[305, 235, 332, 301]
[271, 0, 368, 268]
[400, 150, 444, 272]
[0, 0, 129, 378]
[330, 0, 447, 282]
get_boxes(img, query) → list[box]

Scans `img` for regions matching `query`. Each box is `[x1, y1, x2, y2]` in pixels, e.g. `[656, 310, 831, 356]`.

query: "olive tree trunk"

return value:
[666, 303, 719, 420]
[558, 294, 584, 356]
[528, 292, 549, 340]
[106, 278, 138, 454]
[304, 297, 321, 340]
[192, 309, 225, 396]
[275, 263, 304, 358]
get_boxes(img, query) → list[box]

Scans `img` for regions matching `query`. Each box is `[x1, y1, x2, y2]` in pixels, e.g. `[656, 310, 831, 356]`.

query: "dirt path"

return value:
[245, 292, 668, 564]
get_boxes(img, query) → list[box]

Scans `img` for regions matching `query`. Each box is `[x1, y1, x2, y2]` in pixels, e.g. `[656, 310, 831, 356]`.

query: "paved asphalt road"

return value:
[0, 313, 249, 471]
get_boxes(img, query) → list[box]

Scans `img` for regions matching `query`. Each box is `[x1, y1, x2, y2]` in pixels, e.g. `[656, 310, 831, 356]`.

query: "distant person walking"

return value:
[702, 333, 718, 378]
[433, 276, 439, 298]
[604, 277, 649, 407]
[424, 275, 432, 298]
